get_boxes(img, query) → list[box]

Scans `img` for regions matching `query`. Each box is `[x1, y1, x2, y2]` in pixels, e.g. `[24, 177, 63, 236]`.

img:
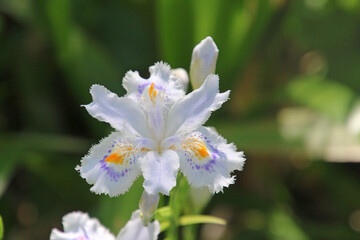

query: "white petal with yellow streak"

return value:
[177, 127, 245, 193]
[77, 132, 146, 197]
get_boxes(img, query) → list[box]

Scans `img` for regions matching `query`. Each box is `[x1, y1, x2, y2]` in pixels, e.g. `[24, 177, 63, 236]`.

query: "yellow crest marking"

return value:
[182, 138, 209, 161]
[149, 83, 157, 104]
[105, 153, 124, 165]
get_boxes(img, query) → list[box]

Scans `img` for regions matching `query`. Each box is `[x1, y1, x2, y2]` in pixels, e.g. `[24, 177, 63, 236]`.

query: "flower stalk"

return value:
[166, 175, 190, 240]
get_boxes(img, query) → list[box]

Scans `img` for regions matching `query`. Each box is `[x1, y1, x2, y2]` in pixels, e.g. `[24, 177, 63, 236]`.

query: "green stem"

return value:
[183, 224, 196, 240]
[166, 175, 190, 240]
[0, 215, 3, 240]
[166, 177, 181, 240]
[167, 192, 179, 240]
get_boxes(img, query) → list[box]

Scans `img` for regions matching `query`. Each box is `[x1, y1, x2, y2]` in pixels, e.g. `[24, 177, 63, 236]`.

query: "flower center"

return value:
[149, 83, 158, 104]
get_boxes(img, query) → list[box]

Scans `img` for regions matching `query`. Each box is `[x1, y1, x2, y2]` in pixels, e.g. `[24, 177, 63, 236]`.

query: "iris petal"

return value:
[139, 150, 180, 195]
[176, 127, 245, 193]
[165, 74, 230, 137]
[77, 132, 146, 197]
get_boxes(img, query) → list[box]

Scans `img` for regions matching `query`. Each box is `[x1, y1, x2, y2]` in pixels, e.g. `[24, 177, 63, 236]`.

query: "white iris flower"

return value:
[77, 61, 245, 197]
[50, 211, 160, 240]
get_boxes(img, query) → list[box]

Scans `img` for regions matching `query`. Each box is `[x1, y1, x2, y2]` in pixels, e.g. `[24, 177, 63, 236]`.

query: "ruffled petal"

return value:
[117, 210, 160, 240]
[50, 212, 115, 240]
[62, 212, 90, 233]
[176, 127, 245, 193]
[139, 150, 180, 195]
[123, 62, 185, 103]
[50, 230, 79, 240]
[76, 132, 146, 197]
[84, 84, 151, 138]
[165, 75, 230, 137]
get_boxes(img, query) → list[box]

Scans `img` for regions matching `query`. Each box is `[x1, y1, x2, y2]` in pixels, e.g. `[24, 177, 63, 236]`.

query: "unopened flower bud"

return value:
[190, 36, 219, 89]
[189, 187, 212, 213]
[139, 191, 160, 226]
[171, 68, 189, 91]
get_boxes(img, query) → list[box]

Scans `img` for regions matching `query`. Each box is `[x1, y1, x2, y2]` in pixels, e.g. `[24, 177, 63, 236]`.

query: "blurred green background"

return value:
[1, 0, 360, 239]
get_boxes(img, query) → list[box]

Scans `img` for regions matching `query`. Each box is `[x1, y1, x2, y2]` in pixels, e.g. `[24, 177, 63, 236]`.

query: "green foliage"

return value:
[156, 0, 277, 90]
[155, 207, 226, 232]
[97, 177, 144, 232]
[269, 207, 309, 240]
[160, 215, 226, 232]
[166, 175, 190, 240]
[287, 75, 356, 121]
[179, 215, 226, 226]
[156, 0, 195, 68]
[0, 216, 3, 240]
[0, 133, 89, 197]
[46, 0, 122, 104]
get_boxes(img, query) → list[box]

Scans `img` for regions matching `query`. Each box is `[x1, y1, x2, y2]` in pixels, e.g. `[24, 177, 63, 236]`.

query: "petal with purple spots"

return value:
[76, 132, 147, 197]
[176, 127, 245, 193]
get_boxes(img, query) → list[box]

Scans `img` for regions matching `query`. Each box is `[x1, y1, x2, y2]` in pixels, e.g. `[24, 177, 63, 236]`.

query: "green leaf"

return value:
[0, 137, 23, 198]
[97, 177, 144, 233]
[287, 75, 355, 122]
[0, 215, 3, 240]
[0, 132, 89, 198]
[154, 206, 172, 221]
[156, 0, 276, 91]
[215, 0, 275, 90]
[0, 153, 19, 198]
[269, 207, 309, 240]
[45, 0, 121, 136]
[156, 0, 195, 68]
[192, 0, 220, 41]
[179, 215, 226, 226]
[0, 132, 89, 154]
[160, 215, 226, 232]
[160, 221, 171, 232]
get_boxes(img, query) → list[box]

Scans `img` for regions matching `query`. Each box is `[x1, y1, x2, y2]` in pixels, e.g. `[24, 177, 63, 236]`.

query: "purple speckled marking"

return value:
[138, 82, 166, 94]
[185, 134, 226, 173]
[138, 83, 151, 94]
[100, 157, 121, 182]
[201, 159, 216, 172]
[99, 145, 134, 182]
[154, 84, 165, 90]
